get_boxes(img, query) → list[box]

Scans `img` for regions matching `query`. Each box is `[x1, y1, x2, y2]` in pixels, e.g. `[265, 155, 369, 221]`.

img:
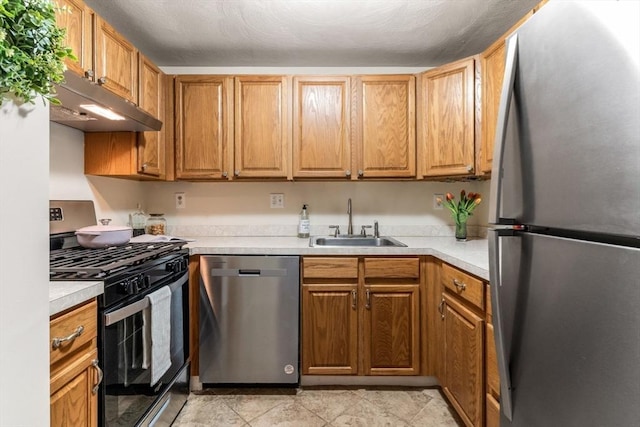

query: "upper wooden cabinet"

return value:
[84, 60, 170, 180]
[292, 76, 352, 179]
[175, 75, 233, 180]
[479, 11, 535, 175]
[418, 57, 478, 178]
[54, 0, 93, 78]
[137, 54, 165, 177]
[353, 75, 416, 179]
[94, 16, 138, 103]
[234, 76, 290, 179]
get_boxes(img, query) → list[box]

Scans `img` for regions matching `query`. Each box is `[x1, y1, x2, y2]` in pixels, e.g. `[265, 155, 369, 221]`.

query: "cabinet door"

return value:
[54, 0, 93, 78]
[293, 76, 351, 178]
[354, 75, 416, 178]
[175, 75, 232, 180]
[234, 76, 289, 179]
[50, 349, 98, 427]
[420, 57, 476, 177]
[363, 285, 420, 375]
[442, 293, 484, 427]
[94, 17, 138, 103]
[137, 54, 165, 177]
[302, 284, 358, 375]
[479, 11, 534, 175]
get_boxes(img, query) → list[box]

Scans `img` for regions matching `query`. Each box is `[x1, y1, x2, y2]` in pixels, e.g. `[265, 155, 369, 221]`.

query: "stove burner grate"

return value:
[49, 241, 186, 277]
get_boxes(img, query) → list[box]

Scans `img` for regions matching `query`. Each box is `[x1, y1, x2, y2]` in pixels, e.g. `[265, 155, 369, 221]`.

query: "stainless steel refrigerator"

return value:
[488, 1, 640, 426]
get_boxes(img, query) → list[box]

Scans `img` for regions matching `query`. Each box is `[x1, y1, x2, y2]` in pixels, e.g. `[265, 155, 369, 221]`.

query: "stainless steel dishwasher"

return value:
[199, 255, 299, 384]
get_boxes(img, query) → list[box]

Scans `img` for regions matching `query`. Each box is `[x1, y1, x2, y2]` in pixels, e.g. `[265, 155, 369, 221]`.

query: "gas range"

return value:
[50, 241, 188, 308]
[49, 201, 191, 426]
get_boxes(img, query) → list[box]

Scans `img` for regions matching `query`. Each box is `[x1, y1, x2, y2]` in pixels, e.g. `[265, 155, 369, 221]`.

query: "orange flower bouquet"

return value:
[438, 190, 482, 241]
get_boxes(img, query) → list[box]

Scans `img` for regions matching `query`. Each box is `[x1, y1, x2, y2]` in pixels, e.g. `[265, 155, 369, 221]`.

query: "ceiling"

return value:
[85, 0, 541, 68]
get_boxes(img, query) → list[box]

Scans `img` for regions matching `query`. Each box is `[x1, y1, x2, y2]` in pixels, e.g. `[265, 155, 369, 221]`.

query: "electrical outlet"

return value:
[270, 193, 284, 208]
[175, 192, 186, 209]
[433, 193, 444, 210]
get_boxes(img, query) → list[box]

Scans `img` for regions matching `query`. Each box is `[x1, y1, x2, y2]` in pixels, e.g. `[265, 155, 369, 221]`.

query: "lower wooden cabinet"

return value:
[302, 284, 358, 375]
[50, 300, 100, 427]
[301, 256, 421, 376]
[486, 284, 501, 427]
[485, 393, 501, 427]
[442, 292, 484, 427]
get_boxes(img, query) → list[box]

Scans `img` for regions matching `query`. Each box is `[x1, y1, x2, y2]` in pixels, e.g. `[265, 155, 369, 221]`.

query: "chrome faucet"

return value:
[347, 198, 353, 235]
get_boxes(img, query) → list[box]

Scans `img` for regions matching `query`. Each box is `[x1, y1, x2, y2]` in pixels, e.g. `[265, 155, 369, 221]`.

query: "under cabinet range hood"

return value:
[50, 71, 162, 132]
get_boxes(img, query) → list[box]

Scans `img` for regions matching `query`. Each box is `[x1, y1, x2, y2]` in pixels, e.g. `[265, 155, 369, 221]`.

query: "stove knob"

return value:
[166, 261, 176, 272]
[119, 280, 134, 295]
[143, 275, 151, 289]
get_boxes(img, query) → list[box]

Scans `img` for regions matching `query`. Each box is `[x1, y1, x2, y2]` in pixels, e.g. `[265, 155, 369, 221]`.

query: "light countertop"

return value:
[49, 281, 103, 316]
[186, 236, 489, 280]
[50, 236, 489, 315]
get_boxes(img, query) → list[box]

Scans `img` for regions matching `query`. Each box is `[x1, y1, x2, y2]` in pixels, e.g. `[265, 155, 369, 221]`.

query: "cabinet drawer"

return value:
[364, 258, 419, 279]
[50, 300, 98, 366]
[442, 263, 484, 310]
[303, 257, 358, 279]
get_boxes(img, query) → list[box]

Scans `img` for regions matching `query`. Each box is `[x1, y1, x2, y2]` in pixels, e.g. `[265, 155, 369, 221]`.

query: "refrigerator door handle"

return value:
[489, 34, 518, 224]
[489, 229, 514, 421]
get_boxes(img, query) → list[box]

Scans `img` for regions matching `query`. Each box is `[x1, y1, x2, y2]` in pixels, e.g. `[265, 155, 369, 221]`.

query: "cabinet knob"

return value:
[345, 170, 351, 177]
[466, 164, 474, 172]
[234, 170, 240, 177]
[84, 69, 95, 80]
[141, 163, 147, 170]
[453, 278, 467, 291]
[358, 169, 364, 177]
[222, 171, 228, 178]
[97, 76, 107, 85]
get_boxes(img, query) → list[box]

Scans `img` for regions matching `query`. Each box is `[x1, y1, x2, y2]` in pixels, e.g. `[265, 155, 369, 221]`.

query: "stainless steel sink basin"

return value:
[309, 236, 407, 247]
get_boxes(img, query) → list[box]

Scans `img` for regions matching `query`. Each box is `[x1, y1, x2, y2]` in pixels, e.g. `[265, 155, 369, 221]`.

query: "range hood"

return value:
[50, 71, 162, 132]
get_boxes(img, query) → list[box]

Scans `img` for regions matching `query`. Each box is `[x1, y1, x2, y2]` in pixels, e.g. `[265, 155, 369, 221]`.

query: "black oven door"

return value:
[100, 270, 189, 426]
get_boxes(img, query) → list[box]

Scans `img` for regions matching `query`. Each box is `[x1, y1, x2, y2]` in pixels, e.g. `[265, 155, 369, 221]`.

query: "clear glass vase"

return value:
[455, 221, 468, 241]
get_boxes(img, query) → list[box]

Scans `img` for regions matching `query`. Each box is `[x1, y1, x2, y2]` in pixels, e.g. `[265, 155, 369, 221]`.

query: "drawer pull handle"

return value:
[453, 279, 467, 291]
[92, 359, 103, 395]
[365, 289, 371, 309]
[351, 289, 357, 309]
[52, 325, 84, 349]
[438, 298, 445, 319]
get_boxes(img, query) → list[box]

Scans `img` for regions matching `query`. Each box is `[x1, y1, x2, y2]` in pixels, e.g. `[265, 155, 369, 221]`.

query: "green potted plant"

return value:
[0, 0, 75, 105]
[438, 190, 482, 241]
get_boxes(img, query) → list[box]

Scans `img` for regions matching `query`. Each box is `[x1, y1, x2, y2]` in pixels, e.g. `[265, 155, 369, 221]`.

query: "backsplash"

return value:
[50, 123, 491, 237]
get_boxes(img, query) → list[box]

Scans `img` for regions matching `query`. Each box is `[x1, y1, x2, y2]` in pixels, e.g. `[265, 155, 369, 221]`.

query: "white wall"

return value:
[0, 99, 50, 426]
[144, 180, 490, 237]
[50, 123, 146, 225]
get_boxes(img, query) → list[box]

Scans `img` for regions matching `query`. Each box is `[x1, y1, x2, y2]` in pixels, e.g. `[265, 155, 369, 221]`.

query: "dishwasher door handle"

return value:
[238, 269, 261, 276]
[210, 268, 288, 277]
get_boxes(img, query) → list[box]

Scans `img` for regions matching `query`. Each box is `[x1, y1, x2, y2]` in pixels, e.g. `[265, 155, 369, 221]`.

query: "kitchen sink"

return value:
[309, 236, 407, 247]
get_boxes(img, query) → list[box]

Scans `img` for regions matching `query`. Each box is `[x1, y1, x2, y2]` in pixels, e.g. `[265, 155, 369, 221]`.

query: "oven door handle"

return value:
[104, 272, 188, 326]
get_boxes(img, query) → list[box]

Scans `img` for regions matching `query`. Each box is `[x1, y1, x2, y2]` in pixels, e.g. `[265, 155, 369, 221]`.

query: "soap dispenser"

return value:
[298, 204, 310, 238]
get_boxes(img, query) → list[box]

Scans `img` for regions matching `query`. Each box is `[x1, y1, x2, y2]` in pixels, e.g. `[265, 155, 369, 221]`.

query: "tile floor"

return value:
[172, 386, 464, 426]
